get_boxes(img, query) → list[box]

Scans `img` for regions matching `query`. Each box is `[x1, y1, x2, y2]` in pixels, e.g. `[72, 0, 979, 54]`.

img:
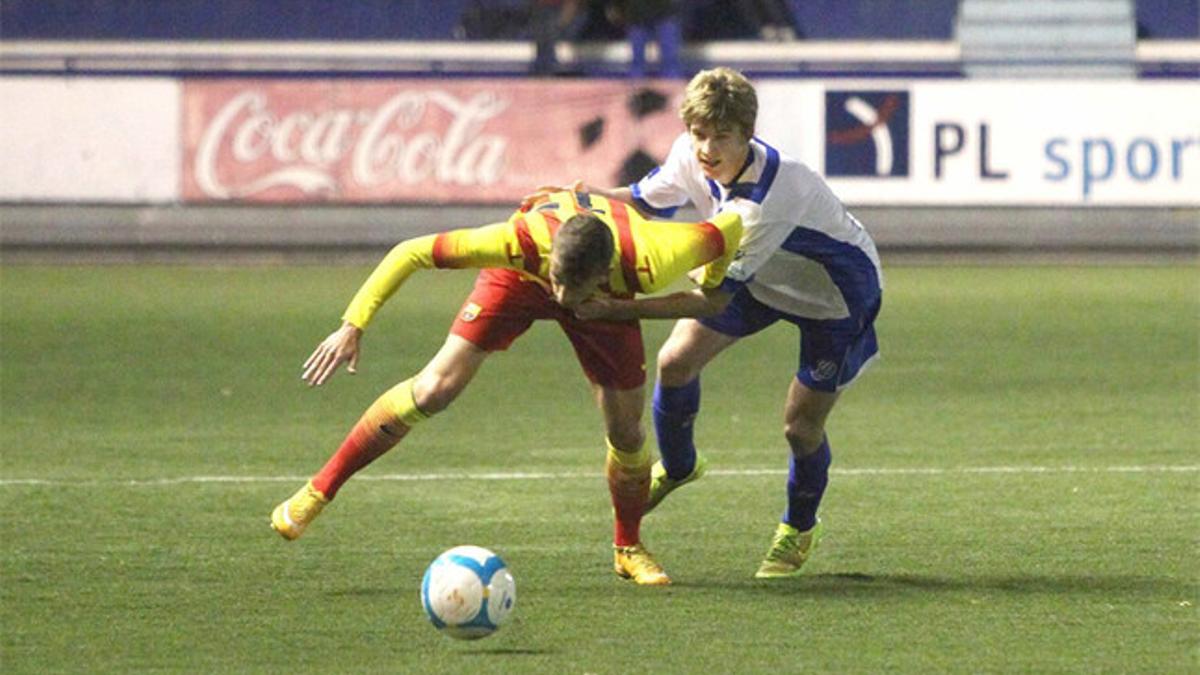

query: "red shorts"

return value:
[450, 269, 646, 390]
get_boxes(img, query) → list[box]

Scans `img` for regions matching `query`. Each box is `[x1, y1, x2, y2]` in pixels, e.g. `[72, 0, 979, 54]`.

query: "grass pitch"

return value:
[1, 263, 1197, 673]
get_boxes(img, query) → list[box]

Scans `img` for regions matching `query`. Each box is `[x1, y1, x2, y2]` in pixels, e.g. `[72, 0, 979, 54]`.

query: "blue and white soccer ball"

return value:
[420, 545, 516, 640]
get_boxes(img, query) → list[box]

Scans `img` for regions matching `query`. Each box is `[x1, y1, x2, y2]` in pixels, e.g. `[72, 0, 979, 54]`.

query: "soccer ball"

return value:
[420, 545, 516, 640]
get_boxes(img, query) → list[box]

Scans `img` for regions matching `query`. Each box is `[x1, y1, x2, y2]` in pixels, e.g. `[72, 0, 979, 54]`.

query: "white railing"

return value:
[1, 38, 1194, 77]
[0, 39, 963, 75]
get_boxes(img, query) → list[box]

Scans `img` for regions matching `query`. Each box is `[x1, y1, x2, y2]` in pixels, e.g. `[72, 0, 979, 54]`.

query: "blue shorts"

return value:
[699, 287, 881, 393]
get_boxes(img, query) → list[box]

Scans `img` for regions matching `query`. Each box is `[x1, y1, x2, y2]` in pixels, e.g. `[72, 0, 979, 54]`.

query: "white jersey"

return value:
[632, 132, 882, 320]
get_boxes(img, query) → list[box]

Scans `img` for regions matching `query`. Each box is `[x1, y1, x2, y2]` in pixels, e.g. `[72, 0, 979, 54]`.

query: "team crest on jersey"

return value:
[812, 360, 839, 382]
[461, 302, 482, 322]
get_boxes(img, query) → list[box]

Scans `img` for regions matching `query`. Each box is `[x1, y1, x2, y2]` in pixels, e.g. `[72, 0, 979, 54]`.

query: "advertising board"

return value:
[181, 79, 684, 203]
[759, 81, 1199, 206]
[3, 77, 1194, 206]
[0, 78, 180, 202]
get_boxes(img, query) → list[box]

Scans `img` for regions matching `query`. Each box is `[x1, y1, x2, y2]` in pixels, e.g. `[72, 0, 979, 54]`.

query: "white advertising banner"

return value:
[0, 78, 180, 202]
[0, 77, 1194, 206]
[758, 80, 1200, 206]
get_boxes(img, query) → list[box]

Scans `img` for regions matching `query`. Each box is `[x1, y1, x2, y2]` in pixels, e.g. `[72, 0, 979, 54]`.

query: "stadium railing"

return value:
[2, 38, 1197, 78]
[0, 39, 963, 78]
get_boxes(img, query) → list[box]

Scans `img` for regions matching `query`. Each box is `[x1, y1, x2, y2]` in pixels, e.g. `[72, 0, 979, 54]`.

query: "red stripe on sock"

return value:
[311, 401, 408, 499]
[606, 457, 649, 547]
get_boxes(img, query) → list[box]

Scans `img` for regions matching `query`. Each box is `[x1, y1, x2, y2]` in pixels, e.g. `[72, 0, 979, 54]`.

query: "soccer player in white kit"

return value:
[560, 67, 883, 577]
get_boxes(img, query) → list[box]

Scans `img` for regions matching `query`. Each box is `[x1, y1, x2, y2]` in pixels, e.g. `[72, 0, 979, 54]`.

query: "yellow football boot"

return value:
[270, 481, 329, 540]
[644, 453, 708, 514]
[754, 520, 823, 578]
[613, 543, 672, 586]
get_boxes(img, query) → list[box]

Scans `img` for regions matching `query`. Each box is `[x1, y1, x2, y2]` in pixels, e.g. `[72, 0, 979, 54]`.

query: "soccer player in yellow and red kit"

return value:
[270, 190, 741, 585]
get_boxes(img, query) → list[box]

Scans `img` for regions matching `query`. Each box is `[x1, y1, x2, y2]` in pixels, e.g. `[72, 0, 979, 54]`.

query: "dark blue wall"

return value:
[3, 1, 1193, 41]
[0, 0, 472, 40]
[789, 0, 959, 40]
[1137, 0, 1200, 39]
[626, 0, 960, 41]
[2, 0, 962, 41]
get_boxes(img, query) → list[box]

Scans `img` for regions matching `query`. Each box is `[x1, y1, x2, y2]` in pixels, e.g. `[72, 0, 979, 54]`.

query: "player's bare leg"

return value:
[410, 335, 490, 415]
[755, 378, 838, 577]
[596, 384, 668, 585]
[272, 336, 488, 540]
[656, 319, 739, 387]
[782, 377, 838, 457]
[647, 319, 738, 512]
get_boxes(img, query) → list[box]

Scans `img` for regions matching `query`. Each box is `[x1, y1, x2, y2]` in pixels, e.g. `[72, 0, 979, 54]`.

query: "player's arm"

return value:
[575, 285, 733, 321]
[301, 224, 512, 386]
[574, 211, 743, 321]
[523, 133, 693, 217]
[625, 132, 693, 218]
[585, 184, 634, 206]
[343, 227, 508, 328]
[340, 224, 513, 331]
[520, 180, 635, 213]
[689, 210, 744, 290]
[593, 200, 787, 325]
[587, 200, 789, 325]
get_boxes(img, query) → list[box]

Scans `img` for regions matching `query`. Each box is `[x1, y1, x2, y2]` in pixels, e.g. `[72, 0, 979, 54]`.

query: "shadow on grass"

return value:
[460, 648, 556, 656]
[323, 587, 401, 597]
[677, 572, 1189, 597]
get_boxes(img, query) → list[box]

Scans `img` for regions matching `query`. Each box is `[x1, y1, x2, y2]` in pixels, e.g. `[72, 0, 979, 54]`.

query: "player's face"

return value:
[549, 264, 606, 310]
[689, 121, 751, 184]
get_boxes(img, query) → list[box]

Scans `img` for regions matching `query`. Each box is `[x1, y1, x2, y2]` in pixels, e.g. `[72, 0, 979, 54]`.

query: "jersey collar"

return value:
[706, 138, 779, 205]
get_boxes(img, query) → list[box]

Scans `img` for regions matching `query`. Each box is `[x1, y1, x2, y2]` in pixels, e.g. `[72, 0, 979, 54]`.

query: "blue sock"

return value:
[784, 438, 831, 531]
[652, 378, 700, 480]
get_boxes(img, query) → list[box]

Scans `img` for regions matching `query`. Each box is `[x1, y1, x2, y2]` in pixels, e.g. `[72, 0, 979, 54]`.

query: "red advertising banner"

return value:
[182, 79, 685, 204]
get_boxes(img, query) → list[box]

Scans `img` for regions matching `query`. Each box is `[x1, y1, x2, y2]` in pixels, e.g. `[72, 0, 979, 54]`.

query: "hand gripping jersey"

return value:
[631, 133, 883, 321]
[342, 191, 743, 330]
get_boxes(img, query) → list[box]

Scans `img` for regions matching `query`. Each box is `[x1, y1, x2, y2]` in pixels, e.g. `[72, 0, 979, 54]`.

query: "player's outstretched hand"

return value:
[302, 322, 363, 387]
[574, 297, 631, 321]
[520, 179, 586, 210]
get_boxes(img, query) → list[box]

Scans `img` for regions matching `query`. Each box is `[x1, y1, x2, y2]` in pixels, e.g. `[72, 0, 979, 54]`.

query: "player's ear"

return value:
[546, 250, 564, 279]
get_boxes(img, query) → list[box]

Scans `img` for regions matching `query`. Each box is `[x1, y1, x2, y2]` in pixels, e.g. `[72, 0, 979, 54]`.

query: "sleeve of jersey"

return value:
[629, 134, 692, 218]
[692, 211, 744, 290]
[720, 198, 792, 293]
[341, 223, 513, 330]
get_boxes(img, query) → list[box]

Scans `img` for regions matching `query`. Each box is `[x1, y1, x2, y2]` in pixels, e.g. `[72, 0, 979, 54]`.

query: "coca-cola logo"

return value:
[193, 88, 511, 199]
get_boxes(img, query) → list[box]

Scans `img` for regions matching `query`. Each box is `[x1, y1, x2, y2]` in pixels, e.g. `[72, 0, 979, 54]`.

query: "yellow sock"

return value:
[311, 379, 432, 498]
[606, 437, 650, 546]
[606, 437, 650, 469]
[379, 378, 431, 428]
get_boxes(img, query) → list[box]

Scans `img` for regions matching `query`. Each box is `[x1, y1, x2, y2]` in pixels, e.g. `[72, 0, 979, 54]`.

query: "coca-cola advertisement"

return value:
[182, 79, 685, 204]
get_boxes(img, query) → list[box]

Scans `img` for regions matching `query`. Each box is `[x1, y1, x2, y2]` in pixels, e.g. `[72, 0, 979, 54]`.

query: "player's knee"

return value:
[656, 344, 698, 386]
[606, 423, 645, 453]
[412, 372, 464, 414]
[784, 418, 825, 456]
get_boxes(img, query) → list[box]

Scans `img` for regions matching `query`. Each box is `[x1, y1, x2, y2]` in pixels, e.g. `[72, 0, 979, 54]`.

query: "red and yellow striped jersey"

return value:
[343, 191, 742, 329]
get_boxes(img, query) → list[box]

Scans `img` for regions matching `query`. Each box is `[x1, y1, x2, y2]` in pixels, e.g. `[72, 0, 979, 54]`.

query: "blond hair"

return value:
[679, 67, 757, 138]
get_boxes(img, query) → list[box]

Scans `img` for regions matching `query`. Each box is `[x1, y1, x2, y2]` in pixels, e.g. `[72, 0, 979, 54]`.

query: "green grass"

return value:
[1, 264, 1197, 673]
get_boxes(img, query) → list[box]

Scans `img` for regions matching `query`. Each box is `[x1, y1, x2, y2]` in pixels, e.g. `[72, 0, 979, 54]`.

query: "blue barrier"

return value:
[0, 0, 961, 41]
